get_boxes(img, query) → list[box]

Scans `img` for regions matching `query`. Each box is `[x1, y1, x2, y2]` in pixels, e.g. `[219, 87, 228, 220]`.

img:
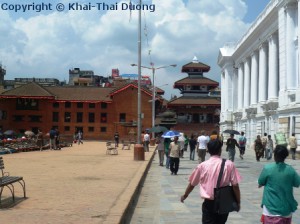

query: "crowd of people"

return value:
[44, 128, 84, 150]
[147, 129, 299, 224]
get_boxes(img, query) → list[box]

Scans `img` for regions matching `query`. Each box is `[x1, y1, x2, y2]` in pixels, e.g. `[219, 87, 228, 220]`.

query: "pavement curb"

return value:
[104, 148, 157, 224]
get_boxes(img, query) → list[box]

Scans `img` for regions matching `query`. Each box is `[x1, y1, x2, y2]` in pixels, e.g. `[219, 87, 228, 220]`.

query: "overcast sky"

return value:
[0, 0, 270, 99]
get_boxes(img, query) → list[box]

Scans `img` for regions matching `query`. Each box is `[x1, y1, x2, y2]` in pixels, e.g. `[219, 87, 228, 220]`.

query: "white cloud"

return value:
[0, 0, 250, 99]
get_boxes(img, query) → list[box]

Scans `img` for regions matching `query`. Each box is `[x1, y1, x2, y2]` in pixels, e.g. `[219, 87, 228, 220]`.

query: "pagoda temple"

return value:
[167, 56, 221, 136]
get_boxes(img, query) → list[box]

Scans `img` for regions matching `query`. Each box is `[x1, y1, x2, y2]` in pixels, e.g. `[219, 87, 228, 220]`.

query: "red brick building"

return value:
[0, 82, 157, 141]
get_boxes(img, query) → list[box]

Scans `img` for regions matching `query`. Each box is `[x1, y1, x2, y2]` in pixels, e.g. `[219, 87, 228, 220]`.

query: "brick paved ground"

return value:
[0, 141, 154, 224]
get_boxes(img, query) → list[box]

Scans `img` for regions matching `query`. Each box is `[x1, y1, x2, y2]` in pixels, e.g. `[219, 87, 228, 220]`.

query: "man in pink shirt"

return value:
[181, 139, 241, 223]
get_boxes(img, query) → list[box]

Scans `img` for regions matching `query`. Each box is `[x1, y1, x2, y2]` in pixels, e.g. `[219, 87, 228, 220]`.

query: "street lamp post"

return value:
[131, 63, 176, 139]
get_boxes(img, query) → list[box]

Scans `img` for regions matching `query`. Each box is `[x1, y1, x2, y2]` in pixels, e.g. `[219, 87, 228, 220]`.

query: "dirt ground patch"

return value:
[0, 141, 153, 224]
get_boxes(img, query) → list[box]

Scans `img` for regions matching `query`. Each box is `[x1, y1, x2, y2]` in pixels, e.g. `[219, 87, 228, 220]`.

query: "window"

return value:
[119, 113, 126, 122]
[13, 115, 24, 122]
[64, 126, 70, 132]
[89, 113, 95, 122]
[53, 102, 59, 108]
[191, 86, 200, 90]
[89, 103, 95, 108]
[16, 99, 39, 110]
[101, 113, 107, 123]
[101, 102, 107, 109]
[77, 102, 83, 108]
[77, 112, 83, 122]
[100, 127, 107, 132]
[0, 110, 7, 120]
[53, 112, 59, 122]
[65, 102, 71, 108]
[88, 127, 94, 132]
[29, 115, 42, 122]
[65, 112, 71, 122]
[75, 127, 83, 133]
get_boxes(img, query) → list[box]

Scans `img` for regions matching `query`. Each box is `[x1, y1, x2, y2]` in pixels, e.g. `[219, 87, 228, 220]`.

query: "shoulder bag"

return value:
[213, 159, 239, 214]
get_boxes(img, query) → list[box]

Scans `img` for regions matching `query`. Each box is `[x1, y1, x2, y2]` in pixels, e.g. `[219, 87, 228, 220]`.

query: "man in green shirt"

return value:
[258, 145, 300, 223]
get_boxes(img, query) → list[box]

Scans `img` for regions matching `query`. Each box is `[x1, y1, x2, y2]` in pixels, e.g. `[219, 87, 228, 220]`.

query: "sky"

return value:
[0, 0, 270, 99]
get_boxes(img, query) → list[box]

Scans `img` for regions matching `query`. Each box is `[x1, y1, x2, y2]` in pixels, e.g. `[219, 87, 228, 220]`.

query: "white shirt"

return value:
[197, 135, 208, 150]
[143, 133, 150, 142]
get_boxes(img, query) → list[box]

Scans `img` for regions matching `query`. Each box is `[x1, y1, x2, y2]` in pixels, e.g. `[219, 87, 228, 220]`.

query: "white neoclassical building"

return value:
[218, 0, 300, 147]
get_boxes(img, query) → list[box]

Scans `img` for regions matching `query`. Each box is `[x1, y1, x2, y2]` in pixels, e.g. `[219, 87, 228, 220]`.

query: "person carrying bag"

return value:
[180, 139, 241, 223]
[214, 159, 239, 214]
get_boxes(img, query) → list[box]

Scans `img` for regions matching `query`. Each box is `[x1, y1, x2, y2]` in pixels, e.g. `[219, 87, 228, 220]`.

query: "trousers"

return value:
[202, 199, 229, 224]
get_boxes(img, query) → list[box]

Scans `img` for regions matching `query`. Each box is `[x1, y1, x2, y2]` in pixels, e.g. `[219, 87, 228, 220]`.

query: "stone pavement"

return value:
[130, 147, 300, 224]
[0, 141, 155, 224]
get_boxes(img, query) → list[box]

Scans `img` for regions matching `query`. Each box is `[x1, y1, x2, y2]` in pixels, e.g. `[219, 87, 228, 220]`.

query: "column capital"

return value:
[259, 42, 268, 50]
[268, 32, 278, 43]
[285, 2, 297, 10]
[250, 50, 259, 58]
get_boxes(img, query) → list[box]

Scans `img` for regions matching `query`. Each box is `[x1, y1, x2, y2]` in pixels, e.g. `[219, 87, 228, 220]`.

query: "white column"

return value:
[286, 3, 297, 89]
[233, 69, 238, 111]
[298, 0, 300, 88]
[225, 65, 234, 111]
[221, 72, 226, 117]
[238, 63, 244, 110]
[243, 58, 251, 107]
[268, 33, 279, 100]
[250, 51, 259, 106]
[258, 43, 268, 102]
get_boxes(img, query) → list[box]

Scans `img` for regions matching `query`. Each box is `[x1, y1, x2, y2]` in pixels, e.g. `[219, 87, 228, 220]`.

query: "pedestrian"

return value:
[209, 130, 219, 141]
[180, 134, 188, 158]
[288, 133, 297, 160]
[156, 132, 164, 166]
[164, 138, 171, 169]
[55, 128, 61, 150]
[197, 130, 208, 163]
[189, 134, 197, 161]
[181, 139, 241, 223]
[184, 134, 189, 151]
[226, 134, 240, 162]
[265, 135, 274, 160]
[238, 132, 247, 159]
[114, 131, 119, 147]
[143, 131, 150, 152]
[49, 127, 56, 150]
[169, 136, 180, 175]
[36, 129, 44, 151]
[77, 130, 83, 145]
[258, 145, 300, 223]
[261, 133, 268, 158]
[254, 135, 264, 162]
[179, 133, 185, 158]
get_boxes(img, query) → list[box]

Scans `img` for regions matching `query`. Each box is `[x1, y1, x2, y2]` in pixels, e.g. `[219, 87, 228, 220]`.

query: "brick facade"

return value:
[0, 82, 153, 141]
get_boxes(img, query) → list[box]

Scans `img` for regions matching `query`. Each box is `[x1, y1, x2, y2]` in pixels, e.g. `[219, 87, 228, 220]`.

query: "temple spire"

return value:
[192, 56, 198, 63]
